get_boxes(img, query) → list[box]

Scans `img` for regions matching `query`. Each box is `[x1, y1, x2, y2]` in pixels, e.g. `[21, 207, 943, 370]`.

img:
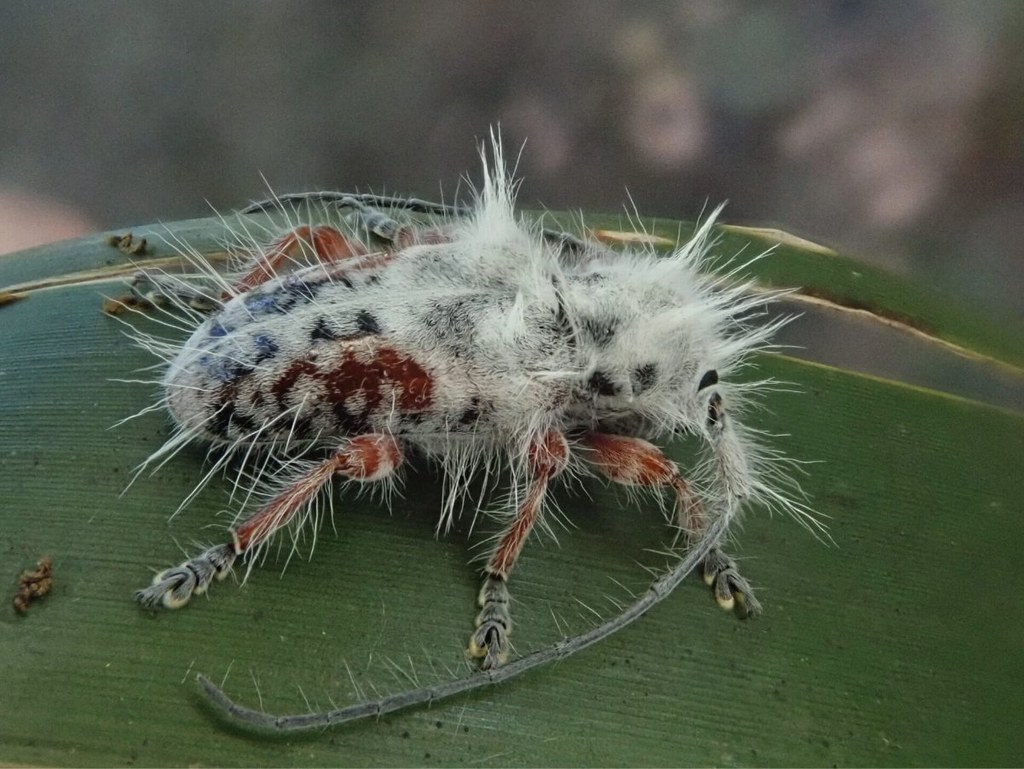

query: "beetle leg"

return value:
[468, 429, 569, 669]
[579, 431, 761, 618]
[230, 224, 371, 295]
[136, 433, 402, 610]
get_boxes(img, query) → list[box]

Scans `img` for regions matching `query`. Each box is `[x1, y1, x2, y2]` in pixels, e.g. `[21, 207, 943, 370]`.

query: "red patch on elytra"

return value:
[323, 346, 432, 411]
[270, 341, 433, 425]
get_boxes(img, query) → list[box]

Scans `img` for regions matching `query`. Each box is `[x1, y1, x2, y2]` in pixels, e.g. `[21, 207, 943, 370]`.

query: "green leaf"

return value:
[2, 215, 1021, 766]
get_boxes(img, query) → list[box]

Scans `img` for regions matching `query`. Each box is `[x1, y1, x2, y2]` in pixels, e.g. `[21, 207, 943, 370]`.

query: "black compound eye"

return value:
[697, 369, 719, 391]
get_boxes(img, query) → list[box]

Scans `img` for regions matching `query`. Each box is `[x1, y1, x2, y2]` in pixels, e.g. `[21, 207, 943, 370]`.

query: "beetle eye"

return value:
[697, 369, 718, 391]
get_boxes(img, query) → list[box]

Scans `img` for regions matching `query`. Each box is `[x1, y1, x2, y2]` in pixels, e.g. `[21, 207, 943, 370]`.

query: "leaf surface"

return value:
[1, 215, 1021, 766]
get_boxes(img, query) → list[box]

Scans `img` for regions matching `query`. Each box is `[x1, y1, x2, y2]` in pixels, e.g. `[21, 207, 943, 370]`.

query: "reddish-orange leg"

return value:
[230, 225, 371, 295]
[231, 201, 455, 296]
[469, 430, 570, 669]
[580, 431, 761, 617]
[128, 223, 374, 310]
[136, 433, 403, 609]
[132, 204, 452, 309]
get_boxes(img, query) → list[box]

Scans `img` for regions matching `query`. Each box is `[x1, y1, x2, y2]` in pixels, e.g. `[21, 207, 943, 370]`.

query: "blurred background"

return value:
[1, 1, 1021, 321]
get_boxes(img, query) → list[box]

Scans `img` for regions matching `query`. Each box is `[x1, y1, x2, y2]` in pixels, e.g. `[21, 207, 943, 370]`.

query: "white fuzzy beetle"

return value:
[126, 137, 818, 731]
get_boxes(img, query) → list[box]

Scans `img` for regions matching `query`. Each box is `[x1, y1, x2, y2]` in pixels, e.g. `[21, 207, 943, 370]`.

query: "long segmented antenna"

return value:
[243, 191, 595, 255]
[242, 191, 474, 218]
[197, 515, 728, 733]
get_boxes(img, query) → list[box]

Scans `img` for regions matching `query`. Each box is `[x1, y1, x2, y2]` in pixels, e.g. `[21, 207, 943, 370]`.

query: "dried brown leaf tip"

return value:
[14, 556, 53, 614]
[0, 291, 27, 307]
[590, 229, 676, 248]
[107, 232, 149, 256]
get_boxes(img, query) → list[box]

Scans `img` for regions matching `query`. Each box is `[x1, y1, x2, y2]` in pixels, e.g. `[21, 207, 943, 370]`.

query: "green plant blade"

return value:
[1, 216, 1021, 766]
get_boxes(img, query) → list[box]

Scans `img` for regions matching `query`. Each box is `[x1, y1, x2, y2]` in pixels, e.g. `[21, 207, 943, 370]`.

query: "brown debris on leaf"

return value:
[14, 556, 53, 613]
[107, 232, 148, 256]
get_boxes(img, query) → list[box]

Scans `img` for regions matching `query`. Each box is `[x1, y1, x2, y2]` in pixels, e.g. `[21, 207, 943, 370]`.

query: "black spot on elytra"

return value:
[632, 363, 658, 394]
[588, 370, 619, 396]
[203, 359, 254, 385]
[355, 310, 382, 335]
[310, 317, 338, 341]
[252, 334, 279, 364]
[331, 401, 371, 434]
[208, 320, 230, 337]
[253, 284, 303, 317]
[582, 317, 617, 347]
[245, 291, 289, 316]
[209, 402, 233, 439]
[289, 415, 314, 441]
[231, 411, 259, 434]
[698, 369, 719, 391]
[399, 411, 429, 429]
[209, 399, 258, 440]
[283, 277, 322, 302]
[458, 396, 489, 426]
